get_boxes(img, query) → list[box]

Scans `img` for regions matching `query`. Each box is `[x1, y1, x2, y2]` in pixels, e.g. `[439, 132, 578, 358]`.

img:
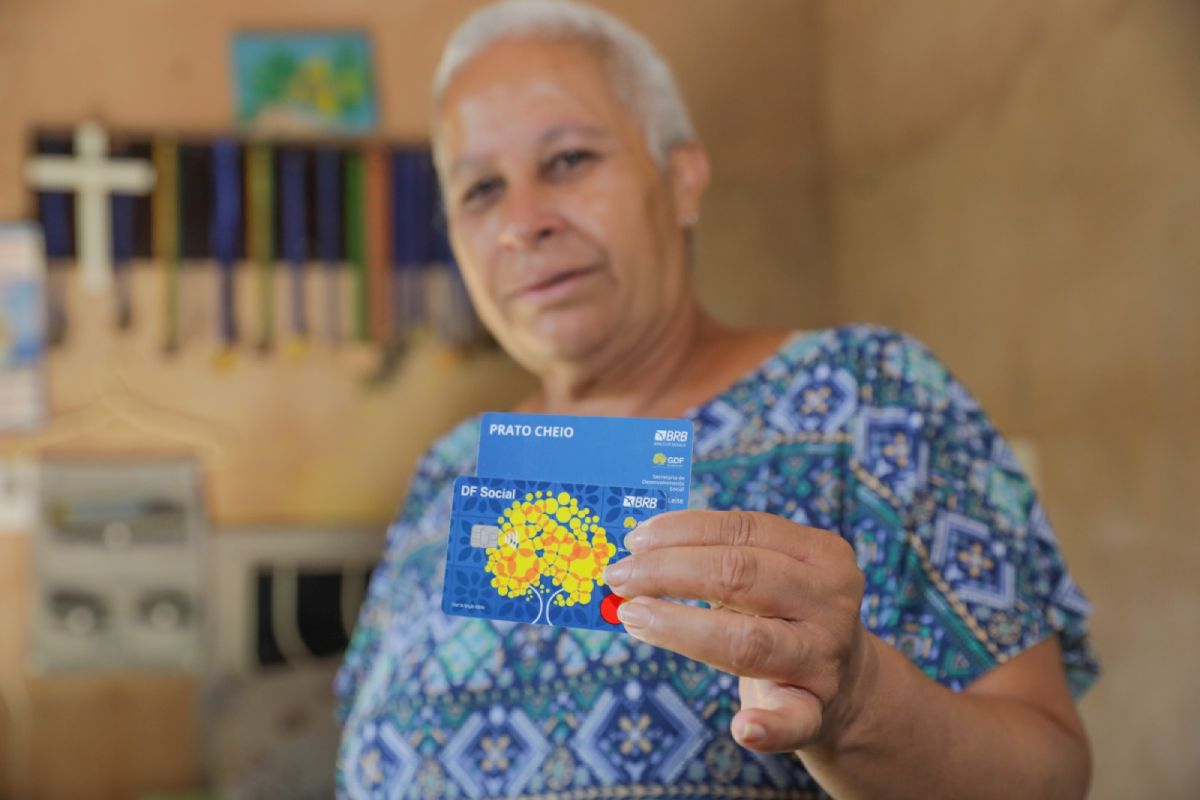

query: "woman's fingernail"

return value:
[617, 600, 652, 629]
[605, 560, 631, 585]
[735, 720, 765, 744]
[624, 527, 647, 551]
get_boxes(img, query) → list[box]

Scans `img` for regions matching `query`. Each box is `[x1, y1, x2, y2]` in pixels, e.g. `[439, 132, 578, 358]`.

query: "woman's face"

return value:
[435, 37, 703, 372]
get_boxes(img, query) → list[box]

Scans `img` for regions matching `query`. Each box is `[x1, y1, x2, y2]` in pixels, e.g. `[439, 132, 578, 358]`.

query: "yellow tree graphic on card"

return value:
[485, 490, 617, 624]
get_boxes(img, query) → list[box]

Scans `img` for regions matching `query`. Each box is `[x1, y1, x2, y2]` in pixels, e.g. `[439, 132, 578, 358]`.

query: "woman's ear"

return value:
[669, 141, 711, 227]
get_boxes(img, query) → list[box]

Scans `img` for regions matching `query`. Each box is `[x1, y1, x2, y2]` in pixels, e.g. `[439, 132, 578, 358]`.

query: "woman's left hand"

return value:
[602, 509, 875, 754]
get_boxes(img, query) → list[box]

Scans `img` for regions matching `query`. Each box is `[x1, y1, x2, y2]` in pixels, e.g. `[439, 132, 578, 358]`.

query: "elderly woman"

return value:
[336, 1, 1098, 797]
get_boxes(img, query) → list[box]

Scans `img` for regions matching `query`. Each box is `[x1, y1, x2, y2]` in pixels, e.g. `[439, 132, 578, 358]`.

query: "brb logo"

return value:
[623, 495, 658, 509]
[654, 429, 689, 443]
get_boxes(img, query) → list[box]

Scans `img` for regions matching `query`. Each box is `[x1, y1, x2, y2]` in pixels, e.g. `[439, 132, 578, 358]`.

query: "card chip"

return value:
[469, 524, 500, 549]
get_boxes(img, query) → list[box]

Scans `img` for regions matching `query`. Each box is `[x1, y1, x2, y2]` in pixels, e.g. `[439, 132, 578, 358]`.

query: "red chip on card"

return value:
[599, 592, 627, 625]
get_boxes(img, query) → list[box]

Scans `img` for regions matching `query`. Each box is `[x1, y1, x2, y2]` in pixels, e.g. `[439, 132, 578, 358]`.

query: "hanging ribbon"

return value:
[390, 149, 435, 334]
[36, 137, 73, 346]
[343, 149, 367, 342]
[107, 139, 140, 331]
[36, 137, 74, 259]
[210, 137, 241, 349]
[315, 148, 342, 345]
[245, 141, 275, 352]
[110, 190, 135, 330]
[152, 139, 180, 352]
[280, 147, 308, 342]
[363, 145, 391, 344]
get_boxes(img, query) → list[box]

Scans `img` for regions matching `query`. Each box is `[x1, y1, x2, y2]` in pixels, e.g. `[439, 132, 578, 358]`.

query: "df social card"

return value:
[442, 476, 668, 632]
[476, 412, 694, 510]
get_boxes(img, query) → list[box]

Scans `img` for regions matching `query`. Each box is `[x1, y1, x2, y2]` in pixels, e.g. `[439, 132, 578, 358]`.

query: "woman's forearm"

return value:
[797, 634, 1091, 800]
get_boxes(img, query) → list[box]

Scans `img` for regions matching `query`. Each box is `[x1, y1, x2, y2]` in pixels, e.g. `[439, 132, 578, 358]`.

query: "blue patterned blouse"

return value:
[336, 326, 1098, 799]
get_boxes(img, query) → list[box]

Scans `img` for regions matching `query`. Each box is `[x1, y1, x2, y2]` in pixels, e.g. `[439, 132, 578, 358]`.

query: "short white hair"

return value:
[432, 0, 697, 168]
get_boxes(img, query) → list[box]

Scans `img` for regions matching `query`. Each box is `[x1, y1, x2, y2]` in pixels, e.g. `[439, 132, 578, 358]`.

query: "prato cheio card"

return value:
[476, 412, 694, 510]
[441, 476, 669, 632]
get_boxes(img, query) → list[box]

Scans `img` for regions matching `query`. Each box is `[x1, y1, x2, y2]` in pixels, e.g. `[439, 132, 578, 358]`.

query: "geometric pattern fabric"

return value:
[337, 326, 1098, 798]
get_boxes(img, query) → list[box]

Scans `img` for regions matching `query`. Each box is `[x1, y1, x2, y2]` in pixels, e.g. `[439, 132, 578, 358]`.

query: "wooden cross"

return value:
[24, 121, 157, 293]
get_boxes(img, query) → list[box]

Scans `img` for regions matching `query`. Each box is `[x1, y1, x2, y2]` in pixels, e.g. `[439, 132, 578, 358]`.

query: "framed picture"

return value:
[231, 31, 378, 135]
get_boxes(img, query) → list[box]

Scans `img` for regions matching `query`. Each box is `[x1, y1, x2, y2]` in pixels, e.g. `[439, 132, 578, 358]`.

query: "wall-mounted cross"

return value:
[24, 121, 156, 293]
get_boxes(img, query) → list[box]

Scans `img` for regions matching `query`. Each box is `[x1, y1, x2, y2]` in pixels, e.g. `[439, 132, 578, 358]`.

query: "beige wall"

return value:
[823, 1, 1200, 797]
[0, 0, 1196, 798]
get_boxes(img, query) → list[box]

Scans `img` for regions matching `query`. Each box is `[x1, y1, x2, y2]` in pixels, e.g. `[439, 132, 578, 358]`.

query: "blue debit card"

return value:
[476, 412, 694, 510]
[442, 476, 669, 632]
